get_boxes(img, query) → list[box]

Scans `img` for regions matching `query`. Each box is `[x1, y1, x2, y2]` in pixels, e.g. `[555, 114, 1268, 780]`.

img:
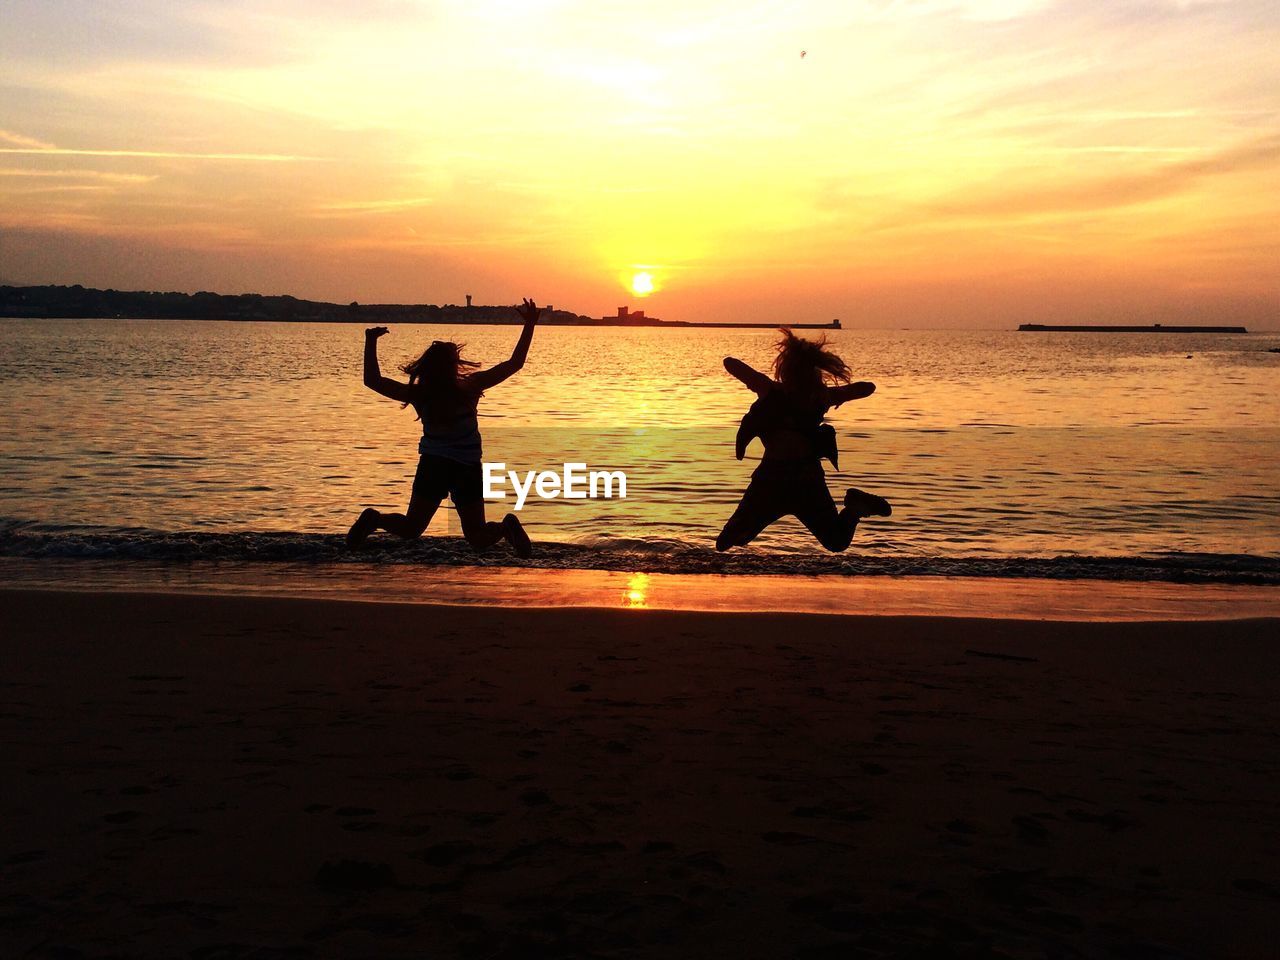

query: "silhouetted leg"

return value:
[455, 499, 507, 552]
[795, 498, 858, 553]
[792, 471, 863, 553]
[376, 488, 442, 540]
[716, 480, 787, 552]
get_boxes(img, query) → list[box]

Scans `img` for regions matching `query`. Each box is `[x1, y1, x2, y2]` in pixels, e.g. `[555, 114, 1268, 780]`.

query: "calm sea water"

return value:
[2, 319, 1278, 579]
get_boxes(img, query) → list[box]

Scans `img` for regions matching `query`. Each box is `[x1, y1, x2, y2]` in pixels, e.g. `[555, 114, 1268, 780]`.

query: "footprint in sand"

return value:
[1012, 815, 1051, 845]
[314, 859, 397, 892]
[411, 840, 476, 868]
[762, 831, 821, 846]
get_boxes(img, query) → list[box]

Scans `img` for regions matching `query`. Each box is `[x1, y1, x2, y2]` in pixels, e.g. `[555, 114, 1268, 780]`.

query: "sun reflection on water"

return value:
[622, 572, 650, 609]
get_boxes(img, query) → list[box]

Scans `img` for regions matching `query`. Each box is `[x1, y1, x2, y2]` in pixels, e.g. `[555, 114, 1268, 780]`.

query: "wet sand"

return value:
[5, 557, 1279, 620]
[2, 589, 1278, 958]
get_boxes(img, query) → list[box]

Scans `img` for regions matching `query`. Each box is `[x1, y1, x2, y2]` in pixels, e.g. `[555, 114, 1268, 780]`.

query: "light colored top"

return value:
[417, 408, 482, 463]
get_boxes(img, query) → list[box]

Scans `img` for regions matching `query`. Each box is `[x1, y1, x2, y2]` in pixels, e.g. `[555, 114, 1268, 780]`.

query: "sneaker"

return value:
[845, 488, 891, 518]
[346, 508, 379, 549]
[503, 513, 532, 558]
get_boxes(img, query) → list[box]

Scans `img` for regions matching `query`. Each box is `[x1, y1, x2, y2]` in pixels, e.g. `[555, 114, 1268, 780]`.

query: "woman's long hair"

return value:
[772, 328, 851, 404]
[401, 340, 480, 421]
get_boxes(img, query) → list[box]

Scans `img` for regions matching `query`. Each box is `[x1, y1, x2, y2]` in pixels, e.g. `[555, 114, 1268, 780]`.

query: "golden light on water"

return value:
[622, 572, 651, 609]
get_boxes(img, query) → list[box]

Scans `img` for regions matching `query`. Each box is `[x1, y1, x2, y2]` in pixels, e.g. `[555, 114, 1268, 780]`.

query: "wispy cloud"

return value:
[0, 147, 323, 161]
[892, 133, 1280, 225]
[871, 0, 1057, 22]
[0, 129, 57, 150]
[0, 168, 157, 183]
[312, 196, 436, 215]
[1046, 145, 1207, 155]
[0, 128, 322, 162]
[7, 184, 119, 195]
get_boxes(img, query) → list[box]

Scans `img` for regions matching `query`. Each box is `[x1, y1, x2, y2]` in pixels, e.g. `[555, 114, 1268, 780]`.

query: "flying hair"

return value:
[772, 327, 851, 403]
[400, 340, 481, 421]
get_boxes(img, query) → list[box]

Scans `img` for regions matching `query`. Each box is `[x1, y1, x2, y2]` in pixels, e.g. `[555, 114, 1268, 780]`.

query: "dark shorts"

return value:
[411, 454, 484, 507]
[739, 458, 835, 519]
[720, 458, 841, 546]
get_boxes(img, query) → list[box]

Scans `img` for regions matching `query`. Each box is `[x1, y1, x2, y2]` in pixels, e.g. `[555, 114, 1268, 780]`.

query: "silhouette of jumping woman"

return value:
[346, 299, 540, 557]
[717, 329, 890, 552]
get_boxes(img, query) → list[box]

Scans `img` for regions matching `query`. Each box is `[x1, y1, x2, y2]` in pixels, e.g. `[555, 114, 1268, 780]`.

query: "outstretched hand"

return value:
[516, 299, 540, 324]
[365, 326, 389, 339]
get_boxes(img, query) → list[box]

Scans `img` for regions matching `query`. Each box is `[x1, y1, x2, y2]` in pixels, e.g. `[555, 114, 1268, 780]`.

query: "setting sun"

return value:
[630, 272, 655, 297]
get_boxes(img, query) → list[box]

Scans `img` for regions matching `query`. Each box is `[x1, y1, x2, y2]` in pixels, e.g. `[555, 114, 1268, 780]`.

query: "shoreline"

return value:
[5, 529, 1279, 587]
[2, 557, 1279, 620]
[2, 588, 1277, 957]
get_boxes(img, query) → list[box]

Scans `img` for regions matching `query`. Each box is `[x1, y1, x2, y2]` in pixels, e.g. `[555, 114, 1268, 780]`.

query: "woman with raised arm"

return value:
[345, 299, 540, 557]
[716, 328, 891, 553]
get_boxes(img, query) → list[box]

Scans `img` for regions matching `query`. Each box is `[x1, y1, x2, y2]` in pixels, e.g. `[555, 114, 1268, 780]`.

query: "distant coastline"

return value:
[1019, 323, 1249, 333]
[0, 285, 840, 329]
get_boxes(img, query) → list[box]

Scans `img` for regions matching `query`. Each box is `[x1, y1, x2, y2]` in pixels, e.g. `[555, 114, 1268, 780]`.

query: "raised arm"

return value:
[362, 327, 411, 402]
[466, 298, 540, 392]
[827, 380, 876, 407]
[723, 356, 774, 395]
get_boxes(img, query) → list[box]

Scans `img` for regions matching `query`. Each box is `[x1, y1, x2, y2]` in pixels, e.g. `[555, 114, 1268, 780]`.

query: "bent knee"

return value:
[817, 532, 853, 553]
[403, 517, 430, 538]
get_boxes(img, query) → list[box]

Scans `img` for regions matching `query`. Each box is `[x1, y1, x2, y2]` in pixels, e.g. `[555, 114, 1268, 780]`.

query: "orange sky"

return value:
[1, 1, 1277, 326]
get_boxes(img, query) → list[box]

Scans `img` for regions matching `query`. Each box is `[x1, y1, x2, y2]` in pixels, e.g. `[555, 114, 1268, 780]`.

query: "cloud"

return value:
[6, 184, 118, 195]
[903, 0, 1057, 21]
[890, 133, 1280, 225]
[0, 129, 57, 150]
[0, 1, 306, 71]
[833, 0, 1056, 22]
[312, 196, 436, 216]
[0, 127, 323, 163]
[0, 147, 323, 162]
[0, 168, 157, 183]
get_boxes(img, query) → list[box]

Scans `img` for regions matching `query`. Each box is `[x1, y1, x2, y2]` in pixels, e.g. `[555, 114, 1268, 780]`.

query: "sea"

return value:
[2, 318, 1279, 585]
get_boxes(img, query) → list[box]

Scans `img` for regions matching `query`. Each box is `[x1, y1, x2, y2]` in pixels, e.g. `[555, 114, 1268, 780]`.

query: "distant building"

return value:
[603, 306, 657, 323]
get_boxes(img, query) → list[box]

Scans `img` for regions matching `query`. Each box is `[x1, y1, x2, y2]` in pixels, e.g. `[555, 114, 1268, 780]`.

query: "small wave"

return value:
[569, 533, 693, 555]
[1, 526, 1278, 584]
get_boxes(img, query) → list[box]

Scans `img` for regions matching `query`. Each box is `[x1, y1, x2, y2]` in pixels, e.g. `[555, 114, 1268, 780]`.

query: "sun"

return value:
[630, 271, 655, 297]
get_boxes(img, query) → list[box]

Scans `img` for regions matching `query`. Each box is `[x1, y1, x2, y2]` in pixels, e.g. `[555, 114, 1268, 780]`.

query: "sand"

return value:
[1, 589, 1277, 958]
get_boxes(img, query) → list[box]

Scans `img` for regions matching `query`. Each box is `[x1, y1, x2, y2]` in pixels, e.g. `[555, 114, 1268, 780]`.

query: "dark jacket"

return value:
[735, 390, 839, 467]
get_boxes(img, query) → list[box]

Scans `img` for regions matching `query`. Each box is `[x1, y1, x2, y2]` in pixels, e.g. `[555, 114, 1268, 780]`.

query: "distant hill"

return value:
[0, 284, 592, 325]
[0, 284, 843, 329]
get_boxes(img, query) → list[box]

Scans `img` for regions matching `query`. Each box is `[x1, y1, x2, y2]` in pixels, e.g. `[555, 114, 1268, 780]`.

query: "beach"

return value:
[7, 1, 1280, 956]
[3, 588, 1277, 958]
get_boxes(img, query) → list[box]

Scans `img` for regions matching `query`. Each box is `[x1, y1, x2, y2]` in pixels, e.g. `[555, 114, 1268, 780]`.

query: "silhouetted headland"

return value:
[1019, 322, 1248, 333]
[0, 285, 840, 329]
